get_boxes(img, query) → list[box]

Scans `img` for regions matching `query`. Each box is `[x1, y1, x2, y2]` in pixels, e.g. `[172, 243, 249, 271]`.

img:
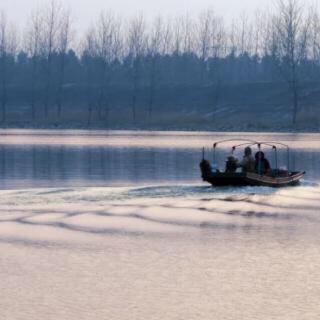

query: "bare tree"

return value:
[175, 14, 196, 86]
[229, 19, 238, 57]
[261, 12, 281, 84]
[0, 12, 16, 123]
[181, 14, 195, 55]
[25, 8, 43, 121]
[310, 8, 320, 64]
[238, 12, 251, 55]
[172, 17, 183, 55]
[207, 14, 226, 121]
[92, 11, 122, 122]
[252, 10, 266, 57]
[41, 0, 63, 120]
[197, 9, 213, 83]
[147, 16, 164, 119]
[56, 8, 72, 120]
[127, 13, 147, 123]
[82, 28, 95, 126]
[274, 0, 311, 125]
[0, 11, 8, 123]
[161, 18, 173, 56]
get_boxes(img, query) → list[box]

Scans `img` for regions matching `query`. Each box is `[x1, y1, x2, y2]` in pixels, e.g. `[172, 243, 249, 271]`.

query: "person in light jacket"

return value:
[239, 147, 255, 173]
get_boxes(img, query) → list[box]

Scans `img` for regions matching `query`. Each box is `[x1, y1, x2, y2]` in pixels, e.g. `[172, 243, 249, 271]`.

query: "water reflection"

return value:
[0, 144, 318, 189]
[0, 145, 198, 189]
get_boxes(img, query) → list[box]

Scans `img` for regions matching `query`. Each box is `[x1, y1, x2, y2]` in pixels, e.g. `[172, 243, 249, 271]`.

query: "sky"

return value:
[1, 0, 270, 29]
[0, 0, 316, 31]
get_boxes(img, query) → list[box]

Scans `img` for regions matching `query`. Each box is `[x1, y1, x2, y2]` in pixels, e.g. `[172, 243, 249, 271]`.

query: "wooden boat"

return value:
[200, 139, 305, 188]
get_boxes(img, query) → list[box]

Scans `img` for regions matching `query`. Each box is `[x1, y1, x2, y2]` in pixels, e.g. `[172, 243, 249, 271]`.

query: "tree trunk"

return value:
[132, 58, 139, 124]
[211, 83, 221, 123]
[132, 85, 137, 123]
[292, 83, 299, 125]
[0, 55, 7, 123]
[98, 61, 108, 121]
[44, 53, 52, 120]
[291, 62, 299, 126]
[86, 62, 93, 127]
[30, 57, 37, 121]
[97, 66, 111, 126]
[88, 104, 93, 127]
[57, 54, 66, 120]
[200, 59, 207, 85]
[148, 57, 157, 119]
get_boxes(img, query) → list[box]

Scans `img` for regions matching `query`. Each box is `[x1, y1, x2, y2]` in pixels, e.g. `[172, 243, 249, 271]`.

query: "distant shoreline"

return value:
[0, 124, 318, 134]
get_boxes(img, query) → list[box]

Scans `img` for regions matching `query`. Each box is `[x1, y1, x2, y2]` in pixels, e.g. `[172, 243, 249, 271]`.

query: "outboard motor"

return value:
[200, 159, 212, 178]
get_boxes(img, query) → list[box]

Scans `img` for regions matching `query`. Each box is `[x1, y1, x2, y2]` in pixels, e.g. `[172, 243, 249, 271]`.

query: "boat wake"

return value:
[0, 182, 319, 246]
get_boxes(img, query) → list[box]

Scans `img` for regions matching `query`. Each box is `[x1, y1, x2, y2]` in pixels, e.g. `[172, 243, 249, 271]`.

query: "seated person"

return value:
[225, 155, 238, 173]
[255, 151, 271, 175]
[239, 147, 255, 173]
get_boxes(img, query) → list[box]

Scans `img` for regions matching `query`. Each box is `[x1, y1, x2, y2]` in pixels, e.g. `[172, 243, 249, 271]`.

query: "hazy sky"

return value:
[0, 0, 315, 30]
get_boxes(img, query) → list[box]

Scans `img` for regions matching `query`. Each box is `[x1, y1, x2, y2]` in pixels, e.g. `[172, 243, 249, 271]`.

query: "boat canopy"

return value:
[202, 139, 291, 171]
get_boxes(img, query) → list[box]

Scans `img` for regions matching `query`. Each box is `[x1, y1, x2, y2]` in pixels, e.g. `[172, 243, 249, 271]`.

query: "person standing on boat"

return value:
[255, 151, 271, 175]
[239, 147, 255, 173]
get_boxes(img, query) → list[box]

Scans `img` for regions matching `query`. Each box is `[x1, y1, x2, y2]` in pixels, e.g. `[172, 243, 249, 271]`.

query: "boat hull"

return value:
[201, 171, 305, 188]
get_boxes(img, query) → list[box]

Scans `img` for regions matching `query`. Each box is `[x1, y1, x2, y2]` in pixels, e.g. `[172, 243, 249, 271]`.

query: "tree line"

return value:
[0, 0, 320, 127]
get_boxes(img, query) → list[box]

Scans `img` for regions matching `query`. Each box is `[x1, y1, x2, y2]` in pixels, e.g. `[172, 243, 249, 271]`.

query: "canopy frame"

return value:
[205, 139, 291, 174]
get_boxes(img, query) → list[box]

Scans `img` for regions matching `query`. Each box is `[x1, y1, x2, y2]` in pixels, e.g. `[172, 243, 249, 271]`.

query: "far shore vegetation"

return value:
[0, 0, 319, 131]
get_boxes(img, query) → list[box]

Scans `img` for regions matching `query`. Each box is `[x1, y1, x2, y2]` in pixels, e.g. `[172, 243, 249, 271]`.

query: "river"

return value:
[1, 130, 320, 320]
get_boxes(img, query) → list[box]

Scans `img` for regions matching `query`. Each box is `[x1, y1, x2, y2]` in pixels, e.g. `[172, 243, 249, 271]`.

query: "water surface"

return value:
[1, 130, 320, 320]
[0, 130, 318, 188]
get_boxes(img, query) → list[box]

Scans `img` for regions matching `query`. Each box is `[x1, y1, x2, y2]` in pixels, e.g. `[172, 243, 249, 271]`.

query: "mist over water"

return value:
[1, 130, 320, 320]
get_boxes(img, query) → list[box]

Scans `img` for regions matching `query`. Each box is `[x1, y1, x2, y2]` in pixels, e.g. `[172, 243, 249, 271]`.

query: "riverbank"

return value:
[0, 120, 319, 133]
[2, 81, 320, 133]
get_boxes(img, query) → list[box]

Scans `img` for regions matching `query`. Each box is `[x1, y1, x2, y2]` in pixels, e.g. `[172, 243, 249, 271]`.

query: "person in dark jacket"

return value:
[255, 151, 271, 175]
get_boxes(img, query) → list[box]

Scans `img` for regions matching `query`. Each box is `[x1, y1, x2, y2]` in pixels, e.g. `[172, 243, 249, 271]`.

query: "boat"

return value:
[200, 139, 305, 187]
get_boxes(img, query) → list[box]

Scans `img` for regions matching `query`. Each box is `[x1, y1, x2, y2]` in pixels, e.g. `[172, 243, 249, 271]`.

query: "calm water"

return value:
[1, 130, 320, 320]
[0, 129, 318, 188]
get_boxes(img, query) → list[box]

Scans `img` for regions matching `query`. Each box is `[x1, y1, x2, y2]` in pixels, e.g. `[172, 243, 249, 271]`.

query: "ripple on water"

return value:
[0, 183, 319, 242]
[1, 183, 320, 320]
